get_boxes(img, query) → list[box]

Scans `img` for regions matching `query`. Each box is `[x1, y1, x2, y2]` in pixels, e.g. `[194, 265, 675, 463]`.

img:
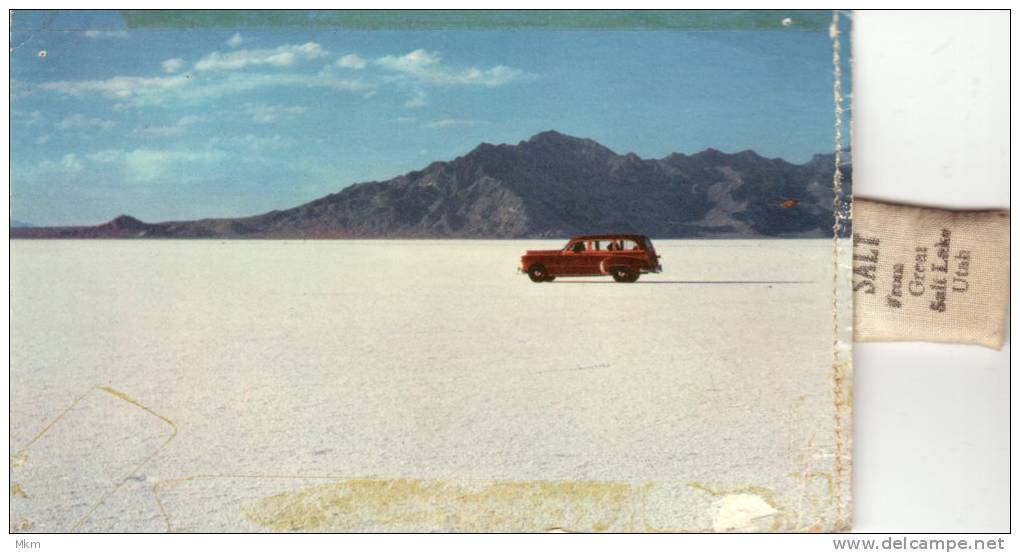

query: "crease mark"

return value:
[9, 384, 179, 532]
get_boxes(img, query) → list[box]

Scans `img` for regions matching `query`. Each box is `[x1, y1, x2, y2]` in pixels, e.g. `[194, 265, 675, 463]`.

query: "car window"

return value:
[621, 239, 641, 250]
[570, 241, 586, 253]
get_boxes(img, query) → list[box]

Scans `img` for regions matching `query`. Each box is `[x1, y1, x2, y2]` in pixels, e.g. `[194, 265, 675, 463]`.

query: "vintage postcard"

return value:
[9, 10, 853, 532]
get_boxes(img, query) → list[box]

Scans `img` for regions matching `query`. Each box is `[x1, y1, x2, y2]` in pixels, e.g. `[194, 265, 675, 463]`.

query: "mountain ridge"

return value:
[11, 130, 850, 239]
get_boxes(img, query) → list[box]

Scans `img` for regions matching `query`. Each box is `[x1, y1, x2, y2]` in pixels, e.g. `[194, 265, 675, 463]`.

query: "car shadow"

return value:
[552, 280, 815, 285]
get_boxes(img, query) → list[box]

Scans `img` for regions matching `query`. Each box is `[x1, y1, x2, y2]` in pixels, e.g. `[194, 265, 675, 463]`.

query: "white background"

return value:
[852, 10, 1011, 532]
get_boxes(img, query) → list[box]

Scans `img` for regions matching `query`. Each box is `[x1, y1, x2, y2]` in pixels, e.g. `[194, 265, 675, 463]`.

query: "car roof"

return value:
[569, 234, 649, 241]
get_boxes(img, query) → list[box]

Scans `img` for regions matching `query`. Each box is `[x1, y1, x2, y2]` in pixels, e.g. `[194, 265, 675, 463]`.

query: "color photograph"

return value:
[9, 10, 853, 533]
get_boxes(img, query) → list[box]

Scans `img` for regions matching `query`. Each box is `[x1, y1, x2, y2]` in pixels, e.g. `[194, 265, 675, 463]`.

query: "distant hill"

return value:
[10, 130, 850, 239]
[10, 220, 35, 229]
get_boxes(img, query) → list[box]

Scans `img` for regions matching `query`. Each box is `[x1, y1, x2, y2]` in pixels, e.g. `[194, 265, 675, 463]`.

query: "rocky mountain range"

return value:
[11, 130, 850, 239]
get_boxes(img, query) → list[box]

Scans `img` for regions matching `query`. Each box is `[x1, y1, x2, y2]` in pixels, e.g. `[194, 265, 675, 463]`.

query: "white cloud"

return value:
[161, 58, 185, 74]
[177, 115, 206, 126]
[125, 149, 223, 181]
[58, 113, 117, 130]
[83, 30, 129, 39]
[39, 153, 83, 171]
[404, 90, 427, 108]
[34, 135, 49, 145]
[38, 70, 369, 107]
[226, 33, 243, 48]
[40, 74, 191, 102]
[376, 49, 531, 87]
[13, 109, 42, 125]
[134, 126, 184, 138]
[95, 149, 225, 163]
[337, 54, 367, 69]
[132, 115, 206, 137]
[393, 117, 417, 125]
[423, 119, 486, 129]
[86, 148, 226, 181]
[194, 42, 325, 72]
[61, 153, 82, 170]
[37, 147, 224, 182]
[207, 133, 294, 152]
[83, 150, 122, 163]
[235, 103, 308, 123]
[186, 72, 370, 100]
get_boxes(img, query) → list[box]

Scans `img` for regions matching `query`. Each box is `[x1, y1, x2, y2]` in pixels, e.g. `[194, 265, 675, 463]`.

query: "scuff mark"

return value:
[536, 363, 612, 375]
[711, 493, 778, 532]
[687, 481, 783, 532]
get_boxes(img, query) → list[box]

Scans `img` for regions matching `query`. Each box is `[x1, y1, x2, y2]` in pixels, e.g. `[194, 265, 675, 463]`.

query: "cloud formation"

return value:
[404, 90, 427, 108]
[40, 74, 191, 100]
[12, 109, 43, 125]
[161, 58, 185, 74]
[376, 49, 531, 87]
[236, 103, 308, 123]
[39, 153, 83, 171]
[337, 54, 367, 69]
[39, 71, 368, 108]
[86, 148, 226, 181]
[226, 33, 243, 48]
[423, 119, 486, 129]
[83, 30, 129, 39]
[25, 40, 529, 136]
[132, 115, 205, 137]
[194, 42, 325, 72]
[58, 113, 117, 130]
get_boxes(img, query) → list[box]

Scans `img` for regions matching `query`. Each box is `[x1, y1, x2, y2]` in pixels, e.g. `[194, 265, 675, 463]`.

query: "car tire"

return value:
[611, 267, 636, 283]
[527, 265, 549, 283]
[544, 276, 556, 282]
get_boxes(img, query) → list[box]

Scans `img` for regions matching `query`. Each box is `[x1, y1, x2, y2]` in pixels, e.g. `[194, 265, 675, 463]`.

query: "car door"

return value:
[577, 239, 605, 275]
[556, 240, 585, 274]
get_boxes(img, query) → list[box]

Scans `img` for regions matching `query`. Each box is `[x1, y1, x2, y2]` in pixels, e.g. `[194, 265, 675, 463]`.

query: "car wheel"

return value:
[611, 267, 636, 283]
[544, 276, 556, 282]
[527, 265, 549, 283]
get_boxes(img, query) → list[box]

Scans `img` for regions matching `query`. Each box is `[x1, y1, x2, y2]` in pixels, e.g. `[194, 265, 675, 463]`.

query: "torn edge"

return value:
[828, 9, 854, 531]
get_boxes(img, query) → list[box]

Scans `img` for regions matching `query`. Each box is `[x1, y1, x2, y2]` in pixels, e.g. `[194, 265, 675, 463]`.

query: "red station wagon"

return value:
[519, 234, 662, 283]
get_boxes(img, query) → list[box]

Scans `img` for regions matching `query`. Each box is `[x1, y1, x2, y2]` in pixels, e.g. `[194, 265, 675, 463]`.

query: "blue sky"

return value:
[11, 10, 843, 225]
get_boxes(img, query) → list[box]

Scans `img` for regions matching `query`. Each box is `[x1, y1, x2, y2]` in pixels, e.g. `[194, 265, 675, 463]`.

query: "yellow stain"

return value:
[242, 478, 654, 532]
[11, 483, 29, 498]
[10, 453, 27, 469]
[10, 519, 34, 532]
